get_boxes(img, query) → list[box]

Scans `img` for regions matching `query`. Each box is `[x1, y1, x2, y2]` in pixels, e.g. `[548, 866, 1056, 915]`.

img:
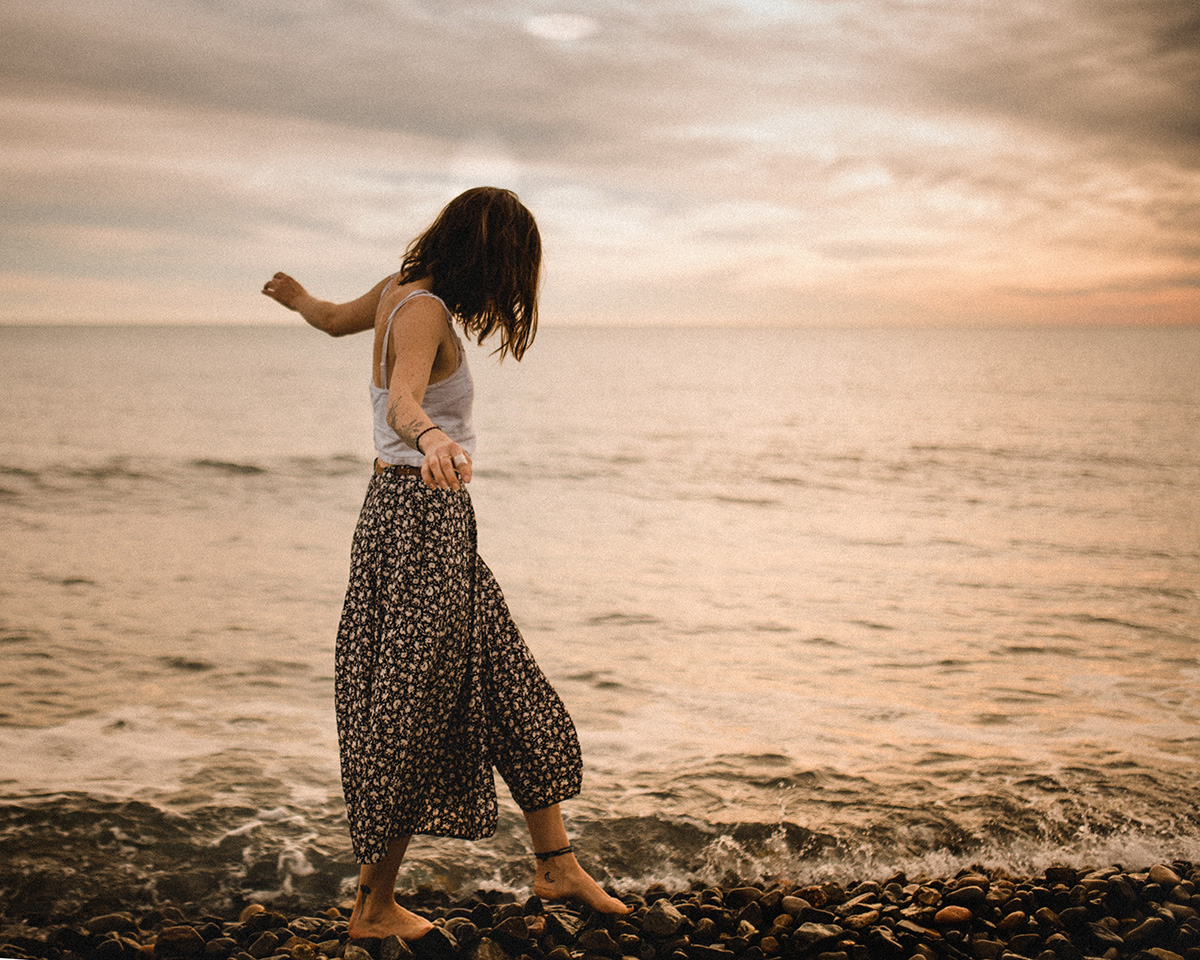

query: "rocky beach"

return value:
[4, 863, 1200, 960]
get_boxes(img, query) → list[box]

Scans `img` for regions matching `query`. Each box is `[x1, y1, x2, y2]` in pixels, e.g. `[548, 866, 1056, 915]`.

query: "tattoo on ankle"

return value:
[544, 870, 554, 883]
[360, 884, 372, 896]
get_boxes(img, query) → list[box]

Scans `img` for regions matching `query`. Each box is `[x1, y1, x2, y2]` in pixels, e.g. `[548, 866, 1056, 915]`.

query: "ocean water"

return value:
[1, 322, 1198, 921]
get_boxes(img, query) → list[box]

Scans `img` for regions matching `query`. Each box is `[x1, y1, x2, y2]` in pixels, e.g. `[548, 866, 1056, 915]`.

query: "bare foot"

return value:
[347, 885, 434, 941]
[533, 851, 632, 915]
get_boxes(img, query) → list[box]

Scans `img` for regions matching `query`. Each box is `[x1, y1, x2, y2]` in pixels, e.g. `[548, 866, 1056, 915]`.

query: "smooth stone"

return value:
[493, 904, 526, 925]
[90, 914, 139, 935]
[1043, 869, 1081, 888]
[1086, 923, 1125, 947]
[1151, 867, 1184, 887]
[1143, 950, 1185, 960]
[946, 888, 989, 911]
[1033, 908, 1060, 928]
[468, 938, 511, 960]
[934, 907, 972, 926]
[790, 923, 843, 950]
[969, 938, 1004, 960]
[345, 947, 374, 960]
[1126, 918, 1169, 946]
[726, 889, 765, 911]
[155, 926, 207, 959]
[205, 939, 238, 960]
[779, 899, 810, 918]
[95, 939, 128, 960]
[692, 918, 718, 944]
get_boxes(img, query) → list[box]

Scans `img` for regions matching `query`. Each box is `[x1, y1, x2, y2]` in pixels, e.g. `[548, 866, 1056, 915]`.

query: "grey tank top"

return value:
[370, 284, 476, 467]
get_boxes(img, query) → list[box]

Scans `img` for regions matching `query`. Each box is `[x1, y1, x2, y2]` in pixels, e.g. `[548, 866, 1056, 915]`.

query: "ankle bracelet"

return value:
[534, 844, 574, 861]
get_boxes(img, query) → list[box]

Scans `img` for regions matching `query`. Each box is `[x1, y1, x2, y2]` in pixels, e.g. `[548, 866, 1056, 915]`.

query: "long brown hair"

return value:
[398, 187, 541, 360]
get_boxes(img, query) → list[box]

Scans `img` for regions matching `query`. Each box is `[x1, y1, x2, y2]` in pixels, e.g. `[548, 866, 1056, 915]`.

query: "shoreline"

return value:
[4, 862, 1198, 960]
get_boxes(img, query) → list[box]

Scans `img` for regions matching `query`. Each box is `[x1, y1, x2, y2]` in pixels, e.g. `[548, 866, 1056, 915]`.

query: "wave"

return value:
[7, 779, 1200, 923]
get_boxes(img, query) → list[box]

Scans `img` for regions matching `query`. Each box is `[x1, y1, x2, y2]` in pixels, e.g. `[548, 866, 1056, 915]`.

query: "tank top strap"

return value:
[379, 290, 453, 388]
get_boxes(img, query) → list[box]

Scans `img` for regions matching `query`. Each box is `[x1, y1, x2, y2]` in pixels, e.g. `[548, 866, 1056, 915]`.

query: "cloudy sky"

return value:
[1, 0, 1197, 325]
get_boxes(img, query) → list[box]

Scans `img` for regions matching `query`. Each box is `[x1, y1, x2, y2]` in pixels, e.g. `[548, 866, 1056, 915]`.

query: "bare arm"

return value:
[261, 272, 391, 337]
[385, 298, 473, 491]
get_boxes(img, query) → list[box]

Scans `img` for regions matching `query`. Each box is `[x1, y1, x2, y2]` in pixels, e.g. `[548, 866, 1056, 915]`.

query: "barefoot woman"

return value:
[262, 187, 628, 938]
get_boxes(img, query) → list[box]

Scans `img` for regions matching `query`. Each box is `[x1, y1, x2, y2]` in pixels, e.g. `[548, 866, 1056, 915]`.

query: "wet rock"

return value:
[779, 899, 810, 919]
[155, 925, 207, 959]
[543, 910, 582, 942]
[443, 920, 480, 951]
[1044, 870, 1080, 889]
[1009, 932, 1044, 955]
[644, 900, 689, 938]
[788, 922, 843, 952]
[866, 927, 906, 958]
[204, 937, 237, 959]
[382, 934, 415, 960]
[934, 907, 973, 926]
[1086, 922, 1124, 949]
[410, 924, 457, 960]
[1126, 918, 1170, 947]
[578, 929, 622, 959]
[346, 947, 375, 960]
[468, 938, 510, 960]
[688, 946, 735, 960]
[946, 888, 989, 911]
[88, 914, 139, 935]
[243, 912, 290, 936]
[1151, 867, 1184, 887]
[970, 937, 1005, 960]
[246, 930, 282, 959]
[1141, 949, 1185, 960]
[492, 916, 530, 943]
[726, 890, 765, 911]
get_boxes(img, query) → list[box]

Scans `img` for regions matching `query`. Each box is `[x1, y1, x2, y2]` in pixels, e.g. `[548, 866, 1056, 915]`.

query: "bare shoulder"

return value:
[378, 284, 451, 339]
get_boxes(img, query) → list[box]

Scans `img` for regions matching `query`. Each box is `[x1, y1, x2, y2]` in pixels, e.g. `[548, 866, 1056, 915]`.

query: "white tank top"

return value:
[370, 284, 476, 467]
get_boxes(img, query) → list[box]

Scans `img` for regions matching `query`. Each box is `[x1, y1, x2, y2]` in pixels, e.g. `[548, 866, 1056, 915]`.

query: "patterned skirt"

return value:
[335, 470, 583, 864]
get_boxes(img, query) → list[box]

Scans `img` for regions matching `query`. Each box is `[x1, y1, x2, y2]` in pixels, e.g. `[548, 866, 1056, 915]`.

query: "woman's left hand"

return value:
[421, 436, 472, 491]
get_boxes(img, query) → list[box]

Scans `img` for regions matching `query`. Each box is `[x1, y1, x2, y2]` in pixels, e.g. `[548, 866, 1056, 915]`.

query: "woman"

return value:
[262, 187, 629, 939]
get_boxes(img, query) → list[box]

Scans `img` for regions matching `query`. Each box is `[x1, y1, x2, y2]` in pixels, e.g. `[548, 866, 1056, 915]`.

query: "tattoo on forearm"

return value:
[387, 402, 432, 450]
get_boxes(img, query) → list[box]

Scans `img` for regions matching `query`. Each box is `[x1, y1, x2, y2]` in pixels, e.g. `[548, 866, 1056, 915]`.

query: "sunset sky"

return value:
[1, 0, 1197, 326]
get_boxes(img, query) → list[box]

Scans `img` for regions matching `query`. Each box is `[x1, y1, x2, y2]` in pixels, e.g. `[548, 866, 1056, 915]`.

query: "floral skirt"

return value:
[335, 471, 582, 864]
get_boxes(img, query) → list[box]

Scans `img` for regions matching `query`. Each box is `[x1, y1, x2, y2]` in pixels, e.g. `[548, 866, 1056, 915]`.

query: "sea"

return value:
[1, 322, 1198, 922]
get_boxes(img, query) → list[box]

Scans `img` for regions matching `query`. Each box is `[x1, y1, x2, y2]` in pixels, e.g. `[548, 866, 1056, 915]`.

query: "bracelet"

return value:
[413, 425, 441, 454]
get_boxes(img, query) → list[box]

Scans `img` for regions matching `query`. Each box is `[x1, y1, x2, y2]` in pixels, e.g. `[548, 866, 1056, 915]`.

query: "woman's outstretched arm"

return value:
[261, 272, 391, 337]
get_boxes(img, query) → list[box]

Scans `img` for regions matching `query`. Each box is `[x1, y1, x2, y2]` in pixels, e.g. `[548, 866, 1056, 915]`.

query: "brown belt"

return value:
[374, 459, 423, 477]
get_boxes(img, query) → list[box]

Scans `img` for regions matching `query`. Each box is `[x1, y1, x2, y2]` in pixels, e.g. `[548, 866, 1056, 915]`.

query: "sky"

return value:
[1, 0, 1197, 326]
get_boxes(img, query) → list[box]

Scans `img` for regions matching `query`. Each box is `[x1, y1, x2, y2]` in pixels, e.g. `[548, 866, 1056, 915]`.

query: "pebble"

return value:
[7, 862, 1200, 960]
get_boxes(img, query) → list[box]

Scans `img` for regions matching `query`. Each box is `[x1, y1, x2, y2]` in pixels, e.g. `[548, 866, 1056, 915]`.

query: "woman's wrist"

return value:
[413, 425, 444, 454]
